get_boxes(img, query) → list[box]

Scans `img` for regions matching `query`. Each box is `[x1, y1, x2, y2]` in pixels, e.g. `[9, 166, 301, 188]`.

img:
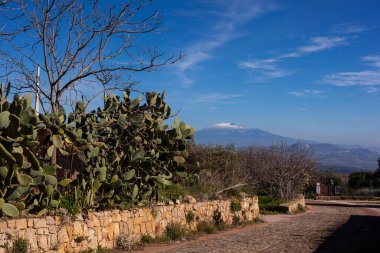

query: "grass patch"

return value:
[185, 211, 195, 223]
[116, 234, 141, 251]
[159, 184, 190, 200]
[165, 223, 187, 241]
[59, 192, 81, 216]
[77, 247, 110, 253]
[258, 196, 285, 214]
[230, 198, 242, 212]
[11, 237, 29, 253]
[196, 221, 215, 234]
[140, 234, 155, 244]
[213, 210, 225, 230]
[297, 203, 305, 212]
[240, 217, 262, 226]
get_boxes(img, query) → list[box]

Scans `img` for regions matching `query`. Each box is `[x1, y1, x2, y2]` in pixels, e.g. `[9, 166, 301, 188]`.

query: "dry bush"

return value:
[241, 143, 316, 201]
[183, 143, 246, 200]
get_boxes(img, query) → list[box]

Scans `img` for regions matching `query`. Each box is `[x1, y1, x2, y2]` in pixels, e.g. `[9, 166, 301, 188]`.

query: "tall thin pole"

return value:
[35, 66, 40, 115]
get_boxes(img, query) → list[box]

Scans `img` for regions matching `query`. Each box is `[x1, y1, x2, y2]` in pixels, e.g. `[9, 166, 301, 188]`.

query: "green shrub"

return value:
[59, 193, 81, 216]
[297, 203, 305, 212]
[159, 184, 190, 201]
[74, 236, 85, 243]
[258, 196, 285, 213]
[213, 210, 225, 230]
[196, 221, 215, 234]
[140, 234, 155, 244]
[232, 215, 241, 226]
[77, 247, 110, 253]
[185, 211, 195, 223]
[116, 234, 135, 251]
[165, 223, 187, 240]
[230, 198, 242, 212]
[11, 237, 29, 253]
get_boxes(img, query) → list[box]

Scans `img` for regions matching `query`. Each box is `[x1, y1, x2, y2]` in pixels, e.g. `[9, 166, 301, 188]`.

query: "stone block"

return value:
[133, 217, 142, 226]
[46, 216, 55, 225]
[49, 225, 58, 234]
[7, 219, 16, 229]
[66, 226, 73, 239]
[38, 235, 49, 250]
[17, 219, 28, 229]
[50, 233, 58, 249]
[92, 217, 100, 227]
[37, 228, 49, 235]
[0, 222, 7, 233]
[34, 219, 47, 228]
[58, 227, 69, 244]
[107, 223, 120, 240]
[73, 221, 83, 236]
[25, 228, 38, 251]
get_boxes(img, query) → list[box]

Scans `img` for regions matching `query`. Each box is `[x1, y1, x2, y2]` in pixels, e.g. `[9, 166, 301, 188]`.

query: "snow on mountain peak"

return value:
[213, 122, 245, 129]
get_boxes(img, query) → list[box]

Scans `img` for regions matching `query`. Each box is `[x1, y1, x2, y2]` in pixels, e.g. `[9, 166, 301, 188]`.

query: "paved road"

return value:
[135, 200, 380, 253]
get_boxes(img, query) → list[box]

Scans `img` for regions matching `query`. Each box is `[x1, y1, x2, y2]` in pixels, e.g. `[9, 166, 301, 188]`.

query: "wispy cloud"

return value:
[322, 71, 380, 86]
[322, 53, 380, 87]
[192, 93, 244, 104]
[330, 23, 369, 34]
[238, 58, 293, 80]
[240, 36, 349, 81]
[239, 22, 368, 81]
[362, 54, 380, 67]
[288, 89, 326, 97]
[176, 0, 278, 85]
[365, 87, 378, 93]
[298, 36, 347, 53]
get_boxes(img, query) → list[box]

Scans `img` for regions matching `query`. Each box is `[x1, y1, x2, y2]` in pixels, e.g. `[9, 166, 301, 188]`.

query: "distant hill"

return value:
[195, 123, 379, 173]
[290, 143, 378, 172]
[195, 122, 317, 147]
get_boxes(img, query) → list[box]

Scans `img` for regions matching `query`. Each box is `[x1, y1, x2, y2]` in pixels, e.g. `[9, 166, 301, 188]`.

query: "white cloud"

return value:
[240, 35, 351, 81]
[278, 52, 301, 59]
[362, 55, 380, 68]
[288, 89, 326, 97]
[322, 71, 380, 86]
[239, 59, 277, 70]
[192, 93, 243, 103]
[239, 58, 292, 80]
[330, 23, 369, 34]
[176, 0, 278, 85]
[298, 36, 347, 53]
[259, 69, 293, 80]
[365, 87, 378, 93]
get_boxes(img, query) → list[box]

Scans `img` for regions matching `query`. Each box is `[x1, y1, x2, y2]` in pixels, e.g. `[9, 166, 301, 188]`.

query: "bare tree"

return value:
[0, 0, 181, 113]
[183, 144, 247, 200]
[241, 143, 316, 200]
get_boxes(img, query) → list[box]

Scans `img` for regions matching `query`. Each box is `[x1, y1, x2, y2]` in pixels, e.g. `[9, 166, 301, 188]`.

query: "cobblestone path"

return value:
[135, 200, 380, 253]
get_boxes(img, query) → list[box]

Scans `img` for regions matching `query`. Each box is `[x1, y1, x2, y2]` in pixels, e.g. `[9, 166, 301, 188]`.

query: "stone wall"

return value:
[279, 195, 305, 214]
[0, 197, 259, 253]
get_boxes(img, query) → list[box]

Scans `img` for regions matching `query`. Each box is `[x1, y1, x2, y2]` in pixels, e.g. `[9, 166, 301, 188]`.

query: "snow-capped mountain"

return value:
[195, 123, 379, 172]
[196, 122, 314, 147]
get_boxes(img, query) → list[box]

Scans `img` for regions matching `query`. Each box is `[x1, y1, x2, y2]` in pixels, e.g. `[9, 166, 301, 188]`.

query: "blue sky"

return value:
[129, 0, 380, 147]
[1, 0, 379, 147]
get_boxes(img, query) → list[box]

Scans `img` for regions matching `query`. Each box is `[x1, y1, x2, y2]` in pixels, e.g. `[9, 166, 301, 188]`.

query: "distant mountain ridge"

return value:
[195, 123, 379, 172]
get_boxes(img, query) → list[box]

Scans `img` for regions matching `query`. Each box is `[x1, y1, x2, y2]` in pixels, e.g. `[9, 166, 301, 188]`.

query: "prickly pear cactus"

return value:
[0, 84, 62, 217]
[68, 90, 194, 210]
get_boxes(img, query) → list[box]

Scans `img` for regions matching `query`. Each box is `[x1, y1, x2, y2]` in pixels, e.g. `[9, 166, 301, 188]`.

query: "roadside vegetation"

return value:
[306, 161, 380, 198]
[176, 143, 316, 202]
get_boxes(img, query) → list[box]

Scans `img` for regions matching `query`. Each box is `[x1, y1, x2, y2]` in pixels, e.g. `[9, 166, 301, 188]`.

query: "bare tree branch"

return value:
[0, 0, 182, 112]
